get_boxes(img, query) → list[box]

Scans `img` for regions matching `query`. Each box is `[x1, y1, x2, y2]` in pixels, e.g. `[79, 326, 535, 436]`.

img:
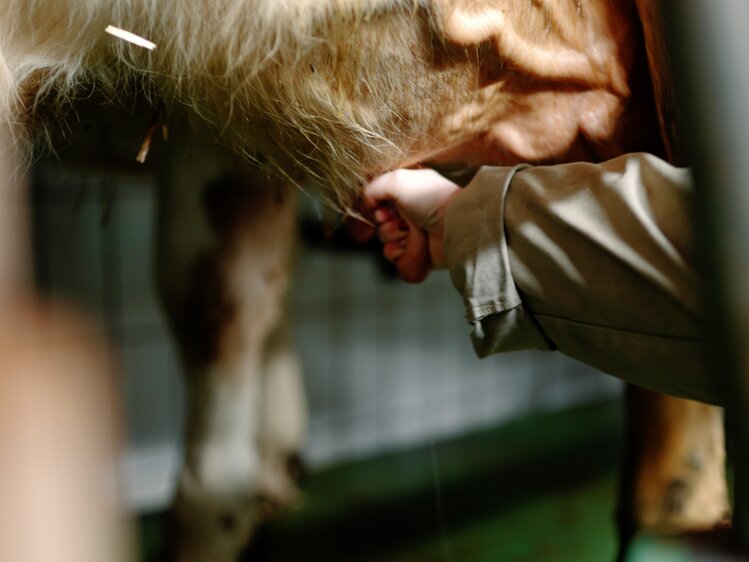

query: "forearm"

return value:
[444, 153, 722, 405]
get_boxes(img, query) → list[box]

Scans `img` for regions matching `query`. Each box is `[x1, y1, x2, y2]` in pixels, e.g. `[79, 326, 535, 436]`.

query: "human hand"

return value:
[362, 168, 460, 283]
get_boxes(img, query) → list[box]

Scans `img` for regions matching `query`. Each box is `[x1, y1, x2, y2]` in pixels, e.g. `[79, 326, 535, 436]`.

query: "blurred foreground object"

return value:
[0, 301, 129, 562]
[663, 0, 749, 552]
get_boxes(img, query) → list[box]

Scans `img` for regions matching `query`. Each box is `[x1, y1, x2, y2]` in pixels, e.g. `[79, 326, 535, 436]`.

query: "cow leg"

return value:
[617, 387, 730, 559]
[257, 321, 307, 514]
[156, 137, 302, 562]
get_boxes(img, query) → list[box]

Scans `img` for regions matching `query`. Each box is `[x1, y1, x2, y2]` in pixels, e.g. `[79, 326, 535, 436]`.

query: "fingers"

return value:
[383, 240, 406, 262]
[354, 185, 400, 243]
[377, 217, 408, 244]
[372, 203, 430, 283]
[373, 205, 398, 224]
[374, 204, 408, 264]
[362, 168, 458, 284]
[344, 214, 376, 243]
[396, 218, 430, 283]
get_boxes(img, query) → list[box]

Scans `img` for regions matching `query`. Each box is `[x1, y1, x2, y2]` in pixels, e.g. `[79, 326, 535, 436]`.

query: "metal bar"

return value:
[660, 0, 749, 547]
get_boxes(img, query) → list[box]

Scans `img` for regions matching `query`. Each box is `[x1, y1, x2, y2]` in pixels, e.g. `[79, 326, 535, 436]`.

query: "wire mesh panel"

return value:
[31, 161, 622, 512]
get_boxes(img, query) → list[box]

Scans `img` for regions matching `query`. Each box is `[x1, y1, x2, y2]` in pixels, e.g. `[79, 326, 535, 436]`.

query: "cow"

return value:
[0, 1, 731, 561]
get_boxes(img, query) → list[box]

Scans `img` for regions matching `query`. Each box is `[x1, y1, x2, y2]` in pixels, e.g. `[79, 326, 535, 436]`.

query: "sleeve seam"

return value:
[466, 300, 522, 323]
[534, 313, 711, 344]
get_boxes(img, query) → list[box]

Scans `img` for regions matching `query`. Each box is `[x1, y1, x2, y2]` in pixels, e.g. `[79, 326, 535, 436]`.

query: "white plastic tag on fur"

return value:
[104, 25, 156, 50]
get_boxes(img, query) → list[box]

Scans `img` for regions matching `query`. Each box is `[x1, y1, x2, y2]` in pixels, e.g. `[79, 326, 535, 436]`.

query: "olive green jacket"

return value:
[445, 153, 720, 404]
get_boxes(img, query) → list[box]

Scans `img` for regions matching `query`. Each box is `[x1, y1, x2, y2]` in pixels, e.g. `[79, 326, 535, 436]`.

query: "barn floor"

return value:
[140, 400, 631, 561]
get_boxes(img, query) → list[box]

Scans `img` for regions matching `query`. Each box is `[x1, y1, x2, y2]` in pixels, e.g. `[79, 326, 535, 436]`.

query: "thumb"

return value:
[364, 168, 460, 231]
[362, 169, 405, 209]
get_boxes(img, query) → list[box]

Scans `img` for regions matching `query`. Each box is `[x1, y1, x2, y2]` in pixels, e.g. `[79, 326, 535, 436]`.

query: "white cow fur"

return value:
[1, 0, 441, 208]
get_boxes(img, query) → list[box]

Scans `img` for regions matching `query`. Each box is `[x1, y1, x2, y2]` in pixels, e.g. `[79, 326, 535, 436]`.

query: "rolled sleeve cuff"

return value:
[444, 165, 554, 357]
